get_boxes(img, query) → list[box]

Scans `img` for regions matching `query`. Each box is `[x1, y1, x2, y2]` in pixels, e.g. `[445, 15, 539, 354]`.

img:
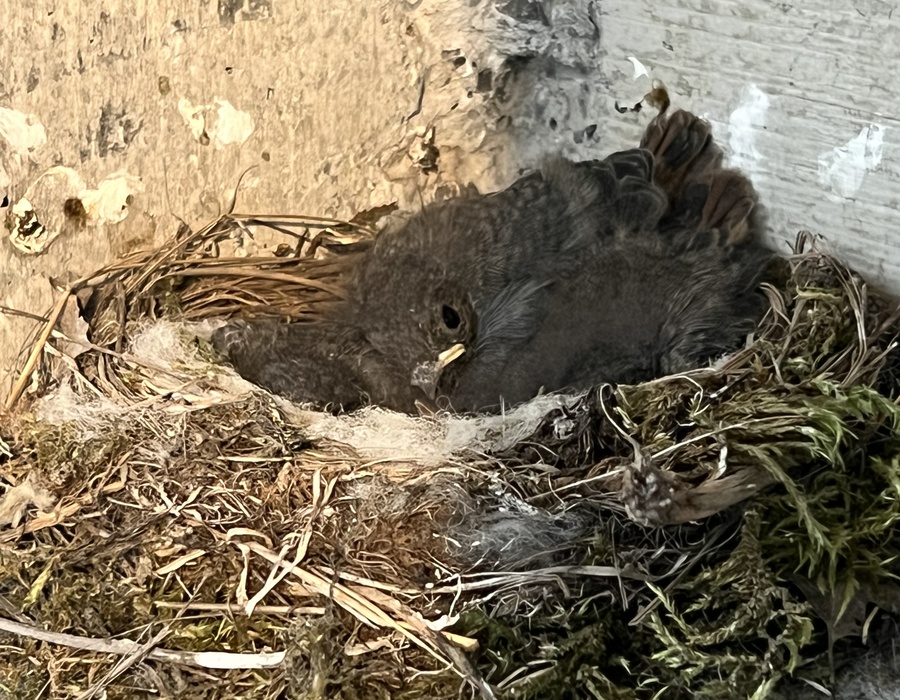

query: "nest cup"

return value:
[2, 215, 900, 699]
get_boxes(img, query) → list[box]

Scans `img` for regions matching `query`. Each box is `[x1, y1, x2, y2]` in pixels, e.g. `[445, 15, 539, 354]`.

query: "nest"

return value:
[1, 212, 900, 699]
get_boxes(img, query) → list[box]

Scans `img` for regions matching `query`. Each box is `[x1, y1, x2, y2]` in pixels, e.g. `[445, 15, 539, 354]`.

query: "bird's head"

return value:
[352, 243, 477, 407]
[406, 290, 474, 402]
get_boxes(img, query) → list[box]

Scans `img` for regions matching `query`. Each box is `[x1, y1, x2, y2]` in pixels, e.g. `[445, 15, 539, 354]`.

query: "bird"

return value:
[212, 109, 772, 414]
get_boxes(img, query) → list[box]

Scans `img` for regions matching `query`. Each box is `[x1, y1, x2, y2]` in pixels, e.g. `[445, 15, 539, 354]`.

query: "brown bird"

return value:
[213, 109, 771, 413]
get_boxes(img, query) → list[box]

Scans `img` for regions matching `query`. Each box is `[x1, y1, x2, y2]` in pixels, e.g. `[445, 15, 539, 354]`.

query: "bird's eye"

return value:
[441, 304, 461, 330]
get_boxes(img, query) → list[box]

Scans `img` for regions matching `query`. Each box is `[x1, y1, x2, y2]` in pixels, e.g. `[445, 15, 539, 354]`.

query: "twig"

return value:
[154, 601, 326, 615]
[427, 564, 636, 595]
[0, 306, 48, 323]
[4, 287, 72, 412]
[76, 625, 172, 700]
[0, 616, 285, 669]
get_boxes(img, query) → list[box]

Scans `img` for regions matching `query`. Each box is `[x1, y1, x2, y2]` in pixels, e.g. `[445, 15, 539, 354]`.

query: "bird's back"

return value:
[447, 110, 772, 411]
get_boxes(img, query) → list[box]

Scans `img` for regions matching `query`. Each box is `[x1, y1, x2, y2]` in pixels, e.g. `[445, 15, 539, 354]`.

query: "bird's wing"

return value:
[211, 318, 372, 411]
[639, 110, 772, 373]
[540, 152, 668, 252]
[473, 277, 554, 356]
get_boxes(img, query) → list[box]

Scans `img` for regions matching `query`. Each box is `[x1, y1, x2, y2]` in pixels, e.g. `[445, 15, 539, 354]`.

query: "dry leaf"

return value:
[0, 475, 56, 528]
[55, 295, 91, 360]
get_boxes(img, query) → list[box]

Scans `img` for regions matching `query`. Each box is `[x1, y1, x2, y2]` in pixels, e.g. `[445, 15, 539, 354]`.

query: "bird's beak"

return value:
[411, 343, 466, 399]
[437, 343, 466, 369]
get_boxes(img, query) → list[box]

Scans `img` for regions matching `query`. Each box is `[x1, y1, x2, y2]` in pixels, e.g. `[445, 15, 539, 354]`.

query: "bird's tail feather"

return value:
[642, 109, 762, 247]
